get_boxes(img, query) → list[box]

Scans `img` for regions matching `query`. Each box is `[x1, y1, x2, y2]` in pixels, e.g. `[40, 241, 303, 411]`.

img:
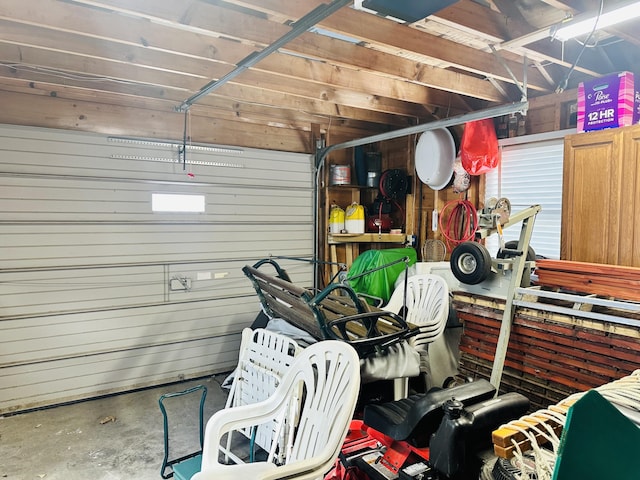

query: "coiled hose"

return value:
[438, 198, 478, 251]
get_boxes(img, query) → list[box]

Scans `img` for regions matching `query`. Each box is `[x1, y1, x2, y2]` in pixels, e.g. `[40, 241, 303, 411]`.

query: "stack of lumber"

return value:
[453, 291, 640, 411]
[535, 259, 640, 302]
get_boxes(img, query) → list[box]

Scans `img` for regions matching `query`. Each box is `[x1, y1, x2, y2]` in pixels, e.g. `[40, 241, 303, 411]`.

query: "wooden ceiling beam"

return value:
[0, 89, 317, 152]
[0, 0, 482, 114]
[216, 0, 551, 92]
[66, 0, 505, 103]
[435, 0, 604, 79]
[0, 54, 418, 129]
[0, 74, 400, 134]
[0, 42, 433, 119]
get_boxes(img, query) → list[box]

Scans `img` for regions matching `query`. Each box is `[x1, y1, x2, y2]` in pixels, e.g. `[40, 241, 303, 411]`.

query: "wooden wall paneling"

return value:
[526, 104, 560, 135]
[527, 89, 577, 134]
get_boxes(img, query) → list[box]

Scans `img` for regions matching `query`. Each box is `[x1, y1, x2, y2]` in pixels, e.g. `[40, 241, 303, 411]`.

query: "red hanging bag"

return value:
[460, 118, 501, 175]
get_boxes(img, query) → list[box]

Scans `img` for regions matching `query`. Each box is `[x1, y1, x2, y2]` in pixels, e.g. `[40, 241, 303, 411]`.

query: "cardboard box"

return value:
[577, 71, 639, 132]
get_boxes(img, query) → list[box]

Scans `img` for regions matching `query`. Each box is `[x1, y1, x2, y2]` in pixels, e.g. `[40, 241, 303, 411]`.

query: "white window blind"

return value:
[484, 132, 569, 259]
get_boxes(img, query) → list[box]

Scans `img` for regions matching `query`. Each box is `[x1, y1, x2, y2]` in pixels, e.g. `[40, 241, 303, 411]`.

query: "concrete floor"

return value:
[0, 375, 230, 480]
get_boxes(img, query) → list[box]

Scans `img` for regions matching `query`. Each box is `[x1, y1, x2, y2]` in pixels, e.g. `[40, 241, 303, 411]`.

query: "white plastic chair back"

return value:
[385, 273, 449, 352]
[385, 274, 449, 397]
[222, 328, 301, 464]
[194, 341, 360, 480]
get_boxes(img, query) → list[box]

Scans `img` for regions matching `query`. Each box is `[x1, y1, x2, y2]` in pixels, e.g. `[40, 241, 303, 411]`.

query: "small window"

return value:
[152, 193, 205, 213]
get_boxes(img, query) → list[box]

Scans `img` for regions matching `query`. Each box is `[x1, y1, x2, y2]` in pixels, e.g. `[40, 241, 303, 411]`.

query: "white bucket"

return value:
[330, 164, 351, 185]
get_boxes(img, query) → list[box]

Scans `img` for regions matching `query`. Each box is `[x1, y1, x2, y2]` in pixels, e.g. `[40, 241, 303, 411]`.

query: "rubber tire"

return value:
[497, 240, 536, 287]
[496, 240, 536, 261]
[450, 241, 492, 285]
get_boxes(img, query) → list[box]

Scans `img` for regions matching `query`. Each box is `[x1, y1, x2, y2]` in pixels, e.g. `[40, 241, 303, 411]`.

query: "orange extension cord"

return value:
[438, 198, 478, 252]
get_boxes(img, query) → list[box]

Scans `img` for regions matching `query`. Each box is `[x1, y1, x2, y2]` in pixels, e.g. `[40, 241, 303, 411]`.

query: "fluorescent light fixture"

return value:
[552, 1, 640, 41]
[110, 154, 244, 168]
[152, 193, 205, 213]
[108, 136, 243, 155]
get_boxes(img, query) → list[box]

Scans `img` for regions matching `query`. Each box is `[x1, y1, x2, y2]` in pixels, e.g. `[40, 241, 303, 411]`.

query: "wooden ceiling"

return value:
[1, 0, 639, 151]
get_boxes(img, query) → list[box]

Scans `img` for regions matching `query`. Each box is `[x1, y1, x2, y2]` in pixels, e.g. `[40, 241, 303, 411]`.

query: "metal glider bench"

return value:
[242, 259, 419, 365]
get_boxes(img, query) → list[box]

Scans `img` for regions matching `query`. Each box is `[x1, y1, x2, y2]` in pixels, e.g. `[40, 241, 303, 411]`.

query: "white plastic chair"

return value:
[221, 328, 302, 464]
[384, 274, 449, 397]
[192, 340, 361, 480]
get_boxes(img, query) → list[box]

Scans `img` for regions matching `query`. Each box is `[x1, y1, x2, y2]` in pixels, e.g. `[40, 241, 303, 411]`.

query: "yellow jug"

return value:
[329, 204, 345, 234]
[344, 202, 365, 234]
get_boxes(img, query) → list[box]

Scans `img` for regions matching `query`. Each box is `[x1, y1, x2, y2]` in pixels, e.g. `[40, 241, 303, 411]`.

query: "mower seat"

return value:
[363, 379, 495, 444]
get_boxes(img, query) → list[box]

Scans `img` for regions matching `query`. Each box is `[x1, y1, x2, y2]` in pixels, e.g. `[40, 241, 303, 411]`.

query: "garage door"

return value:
[0, 125, 314, 413]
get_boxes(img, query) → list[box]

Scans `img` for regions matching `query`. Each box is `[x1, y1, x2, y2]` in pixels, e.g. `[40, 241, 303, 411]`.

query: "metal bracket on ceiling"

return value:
[489, 45, 528, 104]
[486, 76, 510, 99]
[175, 0, 352, 112]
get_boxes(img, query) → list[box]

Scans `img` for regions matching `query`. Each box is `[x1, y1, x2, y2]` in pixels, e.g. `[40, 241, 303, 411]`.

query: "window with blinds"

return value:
[484, 131, 571, 260]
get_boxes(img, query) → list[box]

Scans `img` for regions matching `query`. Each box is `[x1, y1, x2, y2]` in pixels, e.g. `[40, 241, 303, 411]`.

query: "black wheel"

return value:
[450, 241, 492, 285]
[497, 240, 536, 287]
[496, 240, 536, 261]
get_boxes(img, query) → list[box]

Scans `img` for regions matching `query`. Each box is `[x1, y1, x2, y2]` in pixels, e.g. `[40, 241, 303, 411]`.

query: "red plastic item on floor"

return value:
[324, 419, 431, 480]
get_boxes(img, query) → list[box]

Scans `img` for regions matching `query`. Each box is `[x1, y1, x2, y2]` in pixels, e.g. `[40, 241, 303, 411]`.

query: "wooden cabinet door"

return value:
[561, 128, 624, 264]
[620, 126, 640, 266]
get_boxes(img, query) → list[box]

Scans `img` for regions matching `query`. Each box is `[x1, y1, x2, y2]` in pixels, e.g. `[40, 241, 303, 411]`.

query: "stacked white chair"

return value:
[221, 328, 302, 465]
[193, 340, 361, 480]
[384, 274, 450, 397]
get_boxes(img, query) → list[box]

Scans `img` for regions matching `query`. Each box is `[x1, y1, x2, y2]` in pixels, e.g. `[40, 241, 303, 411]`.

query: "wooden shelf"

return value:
[328, 184, 377, 190]
[328, 233, 406, 244]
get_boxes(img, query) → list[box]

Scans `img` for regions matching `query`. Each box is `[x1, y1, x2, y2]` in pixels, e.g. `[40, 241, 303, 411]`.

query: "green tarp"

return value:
[346, 247, 417, 304]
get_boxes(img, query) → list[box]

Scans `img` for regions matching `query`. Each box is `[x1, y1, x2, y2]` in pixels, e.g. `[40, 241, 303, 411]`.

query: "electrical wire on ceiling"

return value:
[555, 0, 604, 93]
[1, 62, 145, 85]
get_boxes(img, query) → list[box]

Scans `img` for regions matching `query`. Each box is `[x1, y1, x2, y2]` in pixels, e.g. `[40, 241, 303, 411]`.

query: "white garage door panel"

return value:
[0, 268, 165, 313]
[0, 180, 313, 209]
[0, 336, 241, 413]
[0, 225, 312, 268]
[0, 180, 312, 221]
[2, 142, 311, 186]
[0, 224, 312, 247]
[0, 124, 313, 413]
[0, 260, 261, 317]
[2, 237, 310, 263]
[0, 297, 257, 365]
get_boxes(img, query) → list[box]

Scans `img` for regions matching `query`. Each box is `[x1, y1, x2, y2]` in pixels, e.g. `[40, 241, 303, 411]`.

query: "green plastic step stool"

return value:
[172, 454, 202, 480]
[159, 384, 207, 480]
